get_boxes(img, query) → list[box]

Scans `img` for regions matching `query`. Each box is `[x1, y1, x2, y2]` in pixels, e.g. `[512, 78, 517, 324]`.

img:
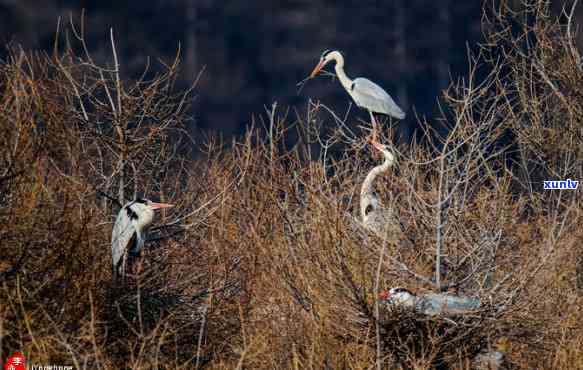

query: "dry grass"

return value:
[1, 1, 583, 368]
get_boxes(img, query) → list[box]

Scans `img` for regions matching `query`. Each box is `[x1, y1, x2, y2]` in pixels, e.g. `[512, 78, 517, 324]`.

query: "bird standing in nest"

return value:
[360, 136, 406, 242]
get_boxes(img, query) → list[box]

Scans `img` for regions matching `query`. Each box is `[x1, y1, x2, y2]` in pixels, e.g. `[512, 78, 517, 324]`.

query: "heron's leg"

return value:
[369, 110, 378, 142]
[120, 254, 127, 281]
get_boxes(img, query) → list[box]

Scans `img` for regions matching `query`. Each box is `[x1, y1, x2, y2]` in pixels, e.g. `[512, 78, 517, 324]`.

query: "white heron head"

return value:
[370, 137, 395, 164]
[309, 50, 344, 78]
[379, 287, 416, 306]
[128, 198, 174, 231]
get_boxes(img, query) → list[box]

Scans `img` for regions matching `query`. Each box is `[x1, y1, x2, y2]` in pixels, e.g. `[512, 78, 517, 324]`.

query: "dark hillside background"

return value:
[0, 1, 580, 138]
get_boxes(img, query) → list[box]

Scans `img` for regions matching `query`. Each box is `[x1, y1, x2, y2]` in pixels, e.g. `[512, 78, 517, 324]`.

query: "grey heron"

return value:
[380, 287, 503, 368]
[309, 50, 405, 139]
[379, 287, 482, 316]
[361, 137, 404, 241]
[111, 198, 173, 281]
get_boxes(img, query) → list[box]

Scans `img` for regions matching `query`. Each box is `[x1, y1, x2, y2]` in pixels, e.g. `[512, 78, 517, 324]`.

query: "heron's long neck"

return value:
[360, 156, 393, 215]
[361, 157, 393, 197]
[334, 61, 352, 92]
[398, 293, 419, 308]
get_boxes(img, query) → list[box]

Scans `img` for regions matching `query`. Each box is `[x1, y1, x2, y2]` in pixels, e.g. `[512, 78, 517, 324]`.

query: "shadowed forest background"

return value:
[3, 1, 583, 140]
[5, 0, 574, 139]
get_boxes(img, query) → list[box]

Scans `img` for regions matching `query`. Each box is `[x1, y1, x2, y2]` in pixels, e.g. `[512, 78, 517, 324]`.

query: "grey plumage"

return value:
[360, 139, 405, 242]
[111, 198, 173, 281]
[351, 77, 405, 119]
[309, 50, 406, 128]
[380, 287, 482, 316]
[416, 292, 482, 316]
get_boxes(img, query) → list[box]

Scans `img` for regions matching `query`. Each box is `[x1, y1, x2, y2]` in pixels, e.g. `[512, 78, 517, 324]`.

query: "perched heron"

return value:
[309, 50, 405, 139]
[360, 137, 404, 241]
[111, 198, 173, 281]
[379, 287, 482, 316]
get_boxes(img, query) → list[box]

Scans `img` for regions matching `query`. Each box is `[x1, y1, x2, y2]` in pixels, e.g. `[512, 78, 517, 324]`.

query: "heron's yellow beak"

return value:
[309, 59, 326, 78]
[150, 202, 174, 210]
[369, 130, 378, 146]
[371, 141, 382, 153]
[370, 134, 385, 153]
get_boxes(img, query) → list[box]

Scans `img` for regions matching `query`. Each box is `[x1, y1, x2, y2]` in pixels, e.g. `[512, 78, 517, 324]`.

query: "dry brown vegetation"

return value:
[2, 1, 583, 369]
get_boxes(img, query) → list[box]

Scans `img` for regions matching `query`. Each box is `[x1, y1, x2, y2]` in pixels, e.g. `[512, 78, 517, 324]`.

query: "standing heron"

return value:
[309, 50, 405, 139]
[361, 137, 404, 241]
[111, 198, 173, 281]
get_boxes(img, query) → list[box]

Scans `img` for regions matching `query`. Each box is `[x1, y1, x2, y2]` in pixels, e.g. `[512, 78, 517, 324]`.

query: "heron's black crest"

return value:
[126, 205, 139, 220]
[365, 204, 374, 215]
[321, 49, 330, 59]
[392, 287, 412, 294]
[134, 198, 147, 204]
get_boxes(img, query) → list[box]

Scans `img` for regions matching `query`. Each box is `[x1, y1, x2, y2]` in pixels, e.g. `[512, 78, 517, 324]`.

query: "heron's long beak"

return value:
[309, 59, 326, 78]
[370, 136, 383, 152]
[378, 290, 390, 300]
[371, 141, 383, 152]
[150, 202, 174, 210]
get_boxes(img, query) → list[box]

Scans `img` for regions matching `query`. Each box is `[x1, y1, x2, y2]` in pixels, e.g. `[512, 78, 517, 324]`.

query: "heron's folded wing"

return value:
[353, 78, 406, 119]
[111, 209, 136, 268]
[422, 293, 482, 316]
